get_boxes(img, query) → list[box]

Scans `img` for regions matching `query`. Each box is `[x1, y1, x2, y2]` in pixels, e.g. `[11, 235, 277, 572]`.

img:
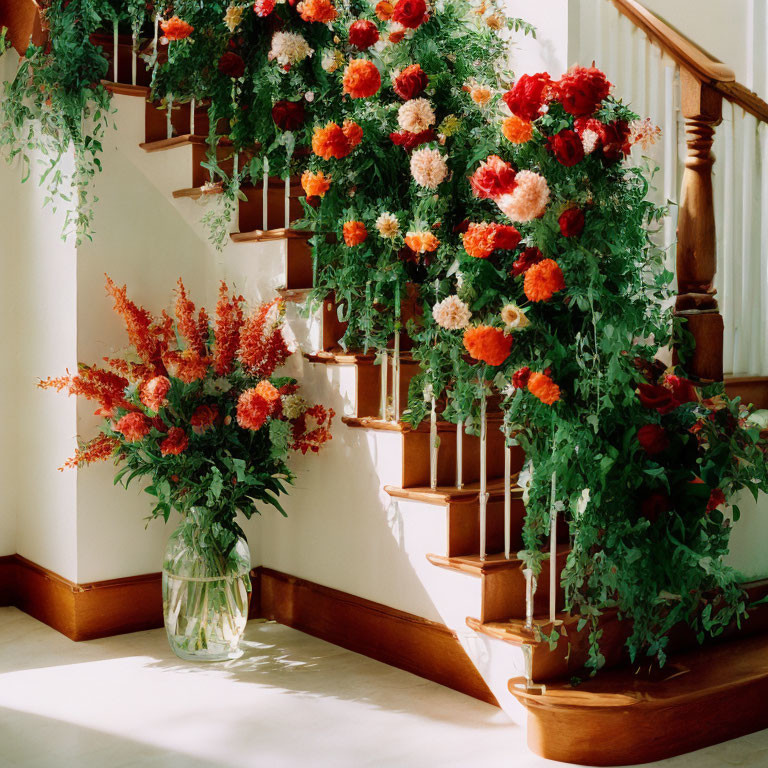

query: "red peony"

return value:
[706, 487, 726, 513]
[141, 375, 171, 412]
[190, 404, 219, 434]
[272, 99, 306, 131]
[637, 424, 669, 455]
[640, 491, 671, 523]
[558, 207, 585, 238]
[254, 0, 276, 15]
[114, 412, 151, 443]
[160, 426, 189, 456]
[601, 119, 631, 162]
[502, 73, 554, 122]
[469, 155, 517, 200]
[463, 325, 513, 366]
[218, 51, 245, 78]
[556, 65, 611, 117]
[393, 64, 428, 100]
[637, 383, 676, 414]
[492, 224, 522, 251]
[510, 246, 544, 276]
[392, 0, 428, 28]
[389, 129, 436, 151]
[512, 366, 531, 388]
[349, 19, 380, 49]
[665, 375, 697, 405]
[548, 129, 584, 167]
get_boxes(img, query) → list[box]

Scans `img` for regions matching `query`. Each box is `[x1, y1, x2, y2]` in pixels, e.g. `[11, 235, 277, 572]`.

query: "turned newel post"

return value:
[675, 67, 725, 382]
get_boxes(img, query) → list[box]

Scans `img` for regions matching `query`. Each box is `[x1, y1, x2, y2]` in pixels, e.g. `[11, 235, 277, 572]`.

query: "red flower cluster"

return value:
[141, 375, 171, 412]
[393, 64, 428, 100]
[510, 246, 544, 276]
[512, 367, 531, 388]
[575, 117, 631, 163]
[161, 16, 193, 41]
[558, 207, 585, 238]
[637, 375, 698, 415]
[469, 155, 516, 200]
[503, 73, 554, 122]
[160, 426, 189, 456]
[389, 129, 436, 151]
[392, 0, 428, 28]
[272, 100, 306, 131]
[349, 19, 379, 49]
[463, 222, 521, 259]
[190, 404, 218, 434]
[291, 405, 335, 454]
[218, 52, 245, 78]
[463, 325, 513, 366]
[114, 412, 151, 443]
[548, 129, 584, 167]
[254, 0, 276, 15]
[557, 65, 611, 116]
[637, 424, 669, 455]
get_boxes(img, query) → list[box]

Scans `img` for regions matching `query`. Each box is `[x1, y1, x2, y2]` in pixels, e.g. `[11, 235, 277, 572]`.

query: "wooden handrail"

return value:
[611, 0, 768, 123]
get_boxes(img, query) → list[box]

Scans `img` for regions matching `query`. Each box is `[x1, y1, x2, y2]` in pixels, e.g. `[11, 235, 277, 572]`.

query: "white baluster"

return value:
[392, 332, 400, 421]
[113, 19, 119, 83]
[504, 443, 511, 560]
[739, 111, 756, 374]
[663, 64, 677, 270]
[523, 567, 536, 630]
[379, 351, 388, 421]
[455, 419, 463, 489]
[722, 104, 735, 374]
[549, 472, 557, 624]
[262, 162, 269, 231]
[479, 385, 488, 561]
[190, 98, 195, 135]
[131, 32, 137, 85]
[154, 14, 159, 50]
[429, 391, 438, 491]
[284, 175, 291, 229]
[166, 93, 173, 139]
[760, 124, 768, 374]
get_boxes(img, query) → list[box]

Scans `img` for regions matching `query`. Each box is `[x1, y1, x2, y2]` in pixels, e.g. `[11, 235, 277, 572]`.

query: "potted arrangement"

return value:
[41, 277, 334, 660]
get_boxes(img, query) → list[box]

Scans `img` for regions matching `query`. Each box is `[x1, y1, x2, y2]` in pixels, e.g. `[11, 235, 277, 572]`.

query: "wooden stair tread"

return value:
[172, 185, 224, 200]
[278, 288, 312, 303]
[101, 81, 150, 98]
[306, 349, 417, 366]
[427, 545, 569, 575]
[385, 476, 523, 505]
[139, 134, 222, 152]
[341, 415, 501, 434]
[466, 615, 564, 644]
[230, 227, 312, 243]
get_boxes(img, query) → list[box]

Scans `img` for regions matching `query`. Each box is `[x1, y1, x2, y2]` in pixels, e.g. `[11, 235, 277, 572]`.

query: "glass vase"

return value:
[162, 510, 251, 662]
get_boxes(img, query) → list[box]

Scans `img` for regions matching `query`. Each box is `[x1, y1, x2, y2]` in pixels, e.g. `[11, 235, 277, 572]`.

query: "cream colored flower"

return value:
[282, 394, 308, 419]
[375, 212, 400, 239]
[469, 83, 493, 106]
[321, 48, 344, 73]
[433, 295, 471, 330]
[496, 170, 550, 223]
[485, 12, 504, 30]
[269, 31, 314, 67]
[500, 303, 529, 330]
[397, 98, 435, 133]
[223, 4, 244, 32]
[581, 129, 600, 155]
[410, 147, 448, 189]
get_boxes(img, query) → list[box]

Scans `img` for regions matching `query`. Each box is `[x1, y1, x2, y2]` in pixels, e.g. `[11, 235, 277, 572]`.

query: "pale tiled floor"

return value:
[1, 607, 768, 768]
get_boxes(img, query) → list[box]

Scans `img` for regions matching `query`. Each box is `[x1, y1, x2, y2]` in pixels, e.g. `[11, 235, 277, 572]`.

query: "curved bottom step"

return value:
[510, 630, 768, 766]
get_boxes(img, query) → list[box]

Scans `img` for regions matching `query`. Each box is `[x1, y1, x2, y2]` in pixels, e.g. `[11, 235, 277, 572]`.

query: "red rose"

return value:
[548, 129, 584, 167]
[389, 129, 437, 151]
[601, 120, 631, 163]
[512, 366, 531, 388]
[510, 246, 544, 276]
[271, 99, 306, 131]
[502, 73, 554, 122]
[665, 374, 697, 405]
[469, 155, 517, 200]
[218, 52, 245, 78]
[637, 424, 669, 455]
[348, 19, 380, 49]
[706, 487, 726, 513]
[640, 491, 670, 523]
[393, 63, 428, 100]
[558, 207, 585, 238]
[392, 0, 427, 28]
[637, 383, 676, 414]
[160, 426, 189, 456]
[556, 65, 611, 117]
[492, 224, 521, 251]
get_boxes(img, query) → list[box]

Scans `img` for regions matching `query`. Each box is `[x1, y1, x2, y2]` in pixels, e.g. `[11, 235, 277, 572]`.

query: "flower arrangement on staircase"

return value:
[40, 277, 333, 659]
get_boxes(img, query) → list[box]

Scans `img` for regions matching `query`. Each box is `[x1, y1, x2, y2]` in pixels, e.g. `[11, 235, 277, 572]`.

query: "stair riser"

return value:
[238, 187, 305, 233]
[447, 497, 526, 557]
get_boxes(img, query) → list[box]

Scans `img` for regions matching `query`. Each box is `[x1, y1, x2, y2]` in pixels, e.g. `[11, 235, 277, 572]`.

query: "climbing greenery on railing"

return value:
[3, 0, 768, 674]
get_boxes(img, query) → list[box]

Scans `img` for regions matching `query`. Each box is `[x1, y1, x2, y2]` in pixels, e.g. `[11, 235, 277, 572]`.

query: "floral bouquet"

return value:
[41, 277, 333, 660]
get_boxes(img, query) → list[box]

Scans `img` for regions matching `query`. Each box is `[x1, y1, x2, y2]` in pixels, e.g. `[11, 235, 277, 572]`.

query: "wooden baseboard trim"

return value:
[0, 555, 495, 706]
[254, 566, 497, 706]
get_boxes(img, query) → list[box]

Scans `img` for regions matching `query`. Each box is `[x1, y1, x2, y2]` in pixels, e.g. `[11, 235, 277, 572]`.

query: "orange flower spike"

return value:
[213, 281, 245, 376]
[527, 372, 561, 404]
[238, 298, 293, 378]
[175, 278, 205, 355]
[60, 434, 121, 471]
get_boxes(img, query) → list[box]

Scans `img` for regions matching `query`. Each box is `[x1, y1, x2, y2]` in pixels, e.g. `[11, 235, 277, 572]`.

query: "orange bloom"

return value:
[462, 325, 513, 366]
[161, 16, 193, 41]
[404, 231, 439, 253]
[165, 349, 210, 383]
[343, 220, 368, 246]
[342, 59, 381, 99]
[301, 170, 332, 198]
[60, 434, 120, 470]
[236, 383, 279, 431]
[389, 27, 406, 43]
[160, 426, 189, 456]
[190, 404, 219, 434]
[463, 222, 497, 259]
[141, 376, 171, 412]
[175, 279, 208, 356]
[502, 115, 534, 144]
[527, 372, 561, 405]
[297, 0, 338, 22]
[375, 0, 394, 19]
[39, 365, 131, 417]
[523, 258, 566, 302]
[213, 282, 245, 376]
[311, 121, 361, 160]
[114, 412, 151, 442]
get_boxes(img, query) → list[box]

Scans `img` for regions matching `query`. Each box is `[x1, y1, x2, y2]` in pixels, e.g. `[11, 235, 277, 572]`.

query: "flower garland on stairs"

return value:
[4, 0, 768, 672]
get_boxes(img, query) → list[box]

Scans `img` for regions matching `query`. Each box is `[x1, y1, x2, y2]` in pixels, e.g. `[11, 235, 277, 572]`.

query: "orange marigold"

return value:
[236, 384, 279, 431]
[342, 119, 363, 148]
[297, 0, 338, 23]
[463, 222, 497, 259]
[527, 372, 561, 405]
[60, 434, 121, 471]
[114, 412, 151, 442]
[343, 220, 368, 246]
[404, 231, 440, 253]
[141, 375, 171, 412]
[502, 115, 534, 144]
[213, 281, 245, 376]
[312, 122, 353, 160]
[160, 426, 189, 456]
[342, 59, 381, 99]
[462, 325, 513, 366]
[523, 258, 565, 302]
[301, 170, 331, 198]
[375, 0, 394, 19]
[161, 16, 193, 41]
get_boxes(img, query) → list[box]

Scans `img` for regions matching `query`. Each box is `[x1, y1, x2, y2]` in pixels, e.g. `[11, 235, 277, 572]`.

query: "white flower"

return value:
[375, 212, 400, 239]
[432, 295, 471, 330]
[321, 48, 343, 73]
[304, 91, 315, 102]
[575, 488, 590, 518]
[500, 303, 529, 330]
[269, 31, 314, 67]
[282, 394, 308, 419]
[410, 147, 448, 189]
[397, 98, 435, 133]
[581, 128, 600, 155]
